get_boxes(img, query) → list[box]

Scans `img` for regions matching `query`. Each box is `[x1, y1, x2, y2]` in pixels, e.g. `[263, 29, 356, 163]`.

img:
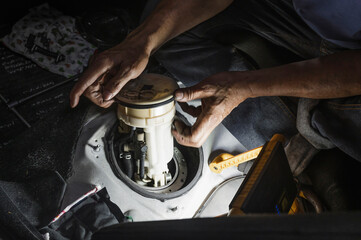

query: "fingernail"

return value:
[70, 100, 76, 108]
[175, 91, 183, 100]
[103, 90, 113, 101]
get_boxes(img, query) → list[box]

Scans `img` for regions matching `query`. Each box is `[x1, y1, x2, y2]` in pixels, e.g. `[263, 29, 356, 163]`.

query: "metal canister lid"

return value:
[115, 73, 179, 109]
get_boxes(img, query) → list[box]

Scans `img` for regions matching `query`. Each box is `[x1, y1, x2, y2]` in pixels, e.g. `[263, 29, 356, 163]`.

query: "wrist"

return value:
[123, 28, 157, 56]
[231, 71, 258, 102]
[125, 11, 173, 57]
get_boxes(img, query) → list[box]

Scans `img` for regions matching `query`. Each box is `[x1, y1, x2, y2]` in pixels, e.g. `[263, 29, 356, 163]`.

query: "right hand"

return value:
[70, 38, 151, 108]
[172, 71, 250, 147]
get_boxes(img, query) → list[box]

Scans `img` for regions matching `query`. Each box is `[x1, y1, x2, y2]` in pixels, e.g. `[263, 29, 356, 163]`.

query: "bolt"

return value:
[93, 145, 101, 152]
[168, 206, 178, 212]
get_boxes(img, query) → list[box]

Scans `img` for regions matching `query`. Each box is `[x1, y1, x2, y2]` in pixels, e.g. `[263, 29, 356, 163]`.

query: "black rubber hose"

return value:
[123, 152, 134, 179]
[116, 128, 136, 179]
[139, 152, 145, 179]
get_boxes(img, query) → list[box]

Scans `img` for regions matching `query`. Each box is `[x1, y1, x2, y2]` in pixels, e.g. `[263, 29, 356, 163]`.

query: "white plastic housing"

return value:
[144, 121, 174, 187]
[117, 101, 175, 187]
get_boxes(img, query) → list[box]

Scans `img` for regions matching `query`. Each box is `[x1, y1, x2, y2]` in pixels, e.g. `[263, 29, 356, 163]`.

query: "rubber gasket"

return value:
[114, 96, 175, 109]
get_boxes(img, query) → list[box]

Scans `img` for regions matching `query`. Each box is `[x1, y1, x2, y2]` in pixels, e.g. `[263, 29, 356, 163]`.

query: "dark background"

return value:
[0, 0, 146, 33]
[0, 1, 147, 149]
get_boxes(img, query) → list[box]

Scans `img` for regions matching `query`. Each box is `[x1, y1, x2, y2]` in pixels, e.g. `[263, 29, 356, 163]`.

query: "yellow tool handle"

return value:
[209, 146, 263, 174]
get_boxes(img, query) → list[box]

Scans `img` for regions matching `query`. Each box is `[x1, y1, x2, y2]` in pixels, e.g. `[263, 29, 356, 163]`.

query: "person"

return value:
[69, 0, 361, 172]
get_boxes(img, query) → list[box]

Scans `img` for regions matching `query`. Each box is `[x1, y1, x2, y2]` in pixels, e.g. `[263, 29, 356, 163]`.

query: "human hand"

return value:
[172, 72, 252, 148]
[70, 38, 151, 108]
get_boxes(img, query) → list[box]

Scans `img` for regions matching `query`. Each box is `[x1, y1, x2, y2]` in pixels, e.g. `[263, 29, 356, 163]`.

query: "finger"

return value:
[102, 66, 139, 101]
[177, 102, 202, 118]
[172, 116, 208, 148]
[70, 58, 111, 108]
[174, 84, 216, 102]
[100, 99, 114, 108]
[172, 109, 222, 148]
[191, 111, 221, 142]
[172, 120, 194, 146]
[172, 117, 210, 148]
[83, 83, 114, 108]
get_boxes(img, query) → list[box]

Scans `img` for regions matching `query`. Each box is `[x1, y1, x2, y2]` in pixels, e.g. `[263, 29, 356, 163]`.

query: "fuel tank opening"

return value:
[105, 120, 203, 200]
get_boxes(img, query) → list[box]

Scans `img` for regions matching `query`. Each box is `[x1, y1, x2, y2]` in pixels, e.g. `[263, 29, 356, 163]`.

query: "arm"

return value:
[135, 0, 234, 54]
[70, 0, 233, 108]
[247, 50, 361, 99]
[173, 50, 361, 147]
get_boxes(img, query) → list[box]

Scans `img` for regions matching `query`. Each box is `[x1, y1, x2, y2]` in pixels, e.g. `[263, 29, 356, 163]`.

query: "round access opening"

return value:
[105, 115, 203, 201]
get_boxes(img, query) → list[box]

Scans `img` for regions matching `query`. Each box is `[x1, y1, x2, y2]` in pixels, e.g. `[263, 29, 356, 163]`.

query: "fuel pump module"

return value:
[105, 73, 203, 200]
[115, 73, 178, 187]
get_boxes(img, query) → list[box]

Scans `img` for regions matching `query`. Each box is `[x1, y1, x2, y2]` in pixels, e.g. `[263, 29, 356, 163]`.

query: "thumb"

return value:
[174, 85, 214, 102]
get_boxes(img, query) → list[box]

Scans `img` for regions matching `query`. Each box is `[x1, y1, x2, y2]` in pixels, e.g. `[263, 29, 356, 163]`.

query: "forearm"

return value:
[242, 50, 361, 100]
[125, 0, 233, 54]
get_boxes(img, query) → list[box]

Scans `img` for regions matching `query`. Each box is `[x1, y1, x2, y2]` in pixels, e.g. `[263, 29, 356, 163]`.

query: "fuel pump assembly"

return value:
[105, 73, 202, 199]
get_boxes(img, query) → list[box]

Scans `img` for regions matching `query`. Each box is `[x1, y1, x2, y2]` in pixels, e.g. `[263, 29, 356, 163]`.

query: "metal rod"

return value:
[192, 175, 246, 218]
[0, 94, 31, 128]
[10, 107, 31, 128]
[1, 74, 79, 128]
[8, 73, 80, 108]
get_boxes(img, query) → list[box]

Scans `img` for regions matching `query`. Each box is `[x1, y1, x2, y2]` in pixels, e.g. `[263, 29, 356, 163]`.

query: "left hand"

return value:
[172, 71, 251, 147]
